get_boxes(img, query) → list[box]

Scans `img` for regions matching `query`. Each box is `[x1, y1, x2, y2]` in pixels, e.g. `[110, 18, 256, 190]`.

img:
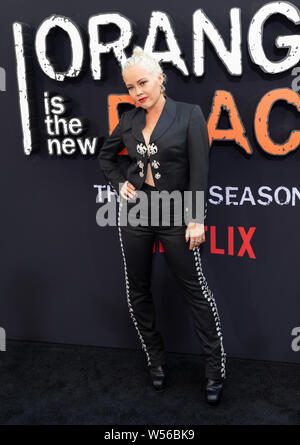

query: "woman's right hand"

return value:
[120, 180, 137, 200]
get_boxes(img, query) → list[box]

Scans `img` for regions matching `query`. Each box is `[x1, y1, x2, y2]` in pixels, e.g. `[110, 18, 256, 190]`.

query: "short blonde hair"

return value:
[122, 46, 167, 93]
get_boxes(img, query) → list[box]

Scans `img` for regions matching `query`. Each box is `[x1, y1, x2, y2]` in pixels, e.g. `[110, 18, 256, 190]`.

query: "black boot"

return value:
[205, 378, 224, 406]
[148, 364, 168, 391]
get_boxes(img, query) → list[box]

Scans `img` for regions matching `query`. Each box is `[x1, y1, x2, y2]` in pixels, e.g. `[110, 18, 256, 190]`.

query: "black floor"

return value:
[0, 340, 299, 425]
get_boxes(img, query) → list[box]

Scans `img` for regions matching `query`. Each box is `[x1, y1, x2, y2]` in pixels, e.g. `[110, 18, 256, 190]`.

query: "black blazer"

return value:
[98, 94, 210, 223]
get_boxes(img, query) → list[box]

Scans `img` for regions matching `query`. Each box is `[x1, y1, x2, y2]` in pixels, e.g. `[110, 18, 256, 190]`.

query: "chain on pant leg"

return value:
[192, 198, 226, 379]
[193, 198, 226, 379]
[204, 199, 227, 379]
[157, 222, 226, 380]
[193, 245, 227, 380]
[117, 196, 167, 368]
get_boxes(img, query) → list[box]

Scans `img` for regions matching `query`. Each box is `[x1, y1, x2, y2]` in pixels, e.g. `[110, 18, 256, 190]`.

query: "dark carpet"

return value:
[0, 340, 299, 425]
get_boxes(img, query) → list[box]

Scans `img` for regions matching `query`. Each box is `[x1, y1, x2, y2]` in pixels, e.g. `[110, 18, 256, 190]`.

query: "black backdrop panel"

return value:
[0, 0, 299, 363]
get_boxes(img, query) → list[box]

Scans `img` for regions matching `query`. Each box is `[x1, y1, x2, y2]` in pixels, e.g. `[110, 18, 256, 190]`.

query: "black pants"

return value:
[117, 182, 226, 380]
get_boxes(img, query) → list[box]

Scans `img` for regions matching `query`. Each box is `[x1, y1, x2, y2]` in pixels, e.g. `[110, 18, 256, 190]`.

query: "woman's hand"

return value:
[185, 222, 205, 250]
[120, 180, 137, 200]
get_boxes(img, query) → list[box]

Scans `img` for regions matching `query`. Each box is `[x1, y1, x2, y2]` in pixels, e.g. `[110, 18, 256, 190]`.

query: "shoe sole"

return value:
[205, 388, 223, 406]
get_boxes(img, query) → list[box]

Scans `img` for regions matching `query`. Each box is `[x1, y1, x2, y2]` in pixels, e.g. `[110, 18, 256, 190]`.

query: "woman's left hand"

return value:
[185, 222, 205, 250]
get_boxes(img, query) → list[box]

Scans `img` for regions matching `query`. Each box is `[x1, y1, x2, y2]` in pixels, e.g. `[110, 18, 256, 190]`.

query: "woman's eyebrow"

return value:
[126, 78, 147, 87]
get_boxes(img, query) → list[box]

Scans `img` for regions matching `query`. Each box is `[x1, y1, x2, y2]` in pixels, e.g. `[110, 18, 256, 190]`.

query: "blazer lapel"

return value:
[131, 95, 177, 145]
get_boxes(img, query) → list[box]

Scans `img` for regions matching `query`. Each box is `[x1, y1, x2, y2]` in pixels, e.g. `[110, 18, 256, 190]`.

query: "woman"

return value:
[98, 46, 226, 406]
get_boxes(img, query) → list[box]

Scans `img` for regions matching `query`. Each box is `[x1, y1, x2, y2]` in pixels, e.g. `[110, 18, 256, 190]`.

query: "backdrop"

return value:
[1, 0, 300, 363]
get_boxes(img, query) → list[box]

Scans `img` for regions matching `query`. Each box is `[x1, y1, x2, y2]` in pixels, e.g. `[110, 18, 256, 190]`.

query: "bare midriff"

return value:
[141, 127, 155, 187]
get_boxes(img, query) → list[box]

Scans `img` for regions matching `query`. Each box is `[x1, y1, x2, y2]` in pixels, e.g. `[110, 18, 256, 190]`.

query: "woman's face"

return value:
[123, 64, 163, 109]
